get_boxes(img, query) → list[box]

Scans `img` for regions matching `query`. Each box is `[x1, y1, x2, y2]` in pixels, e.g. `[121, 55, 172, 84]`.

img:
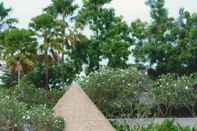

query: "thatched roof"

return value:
[54, 84, 115, 131]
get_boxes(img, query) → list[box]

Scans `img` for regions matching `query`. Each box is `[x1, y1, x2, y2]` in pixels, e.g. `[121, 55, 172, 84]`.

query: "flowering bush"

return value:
[80, 67, 153, 118]
[114, 120, 196, 131]
[0, 96, 26, 131]
[0, 96, 64, 131]
[150, 74, 197, 116]
[80, 67, 197, 117]
[23, 105, 64, 131]
[13, 80, 65, 108]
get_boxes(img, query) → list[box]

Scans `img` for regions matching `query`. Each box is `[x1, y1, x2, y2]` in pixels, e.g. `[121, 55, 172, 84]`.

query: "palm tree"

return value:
[30, 13, 63, 89]
[0, 2, 17, 63]
[0, 2, 17, 31]
[1, 29, 37, 82]
[45, 0, 78, 84]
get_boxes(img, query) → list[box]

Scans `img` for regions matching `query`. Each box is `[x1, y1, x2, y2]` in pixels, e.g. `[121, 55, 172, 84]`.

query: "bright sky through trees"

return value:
[3, 0, 197, 28]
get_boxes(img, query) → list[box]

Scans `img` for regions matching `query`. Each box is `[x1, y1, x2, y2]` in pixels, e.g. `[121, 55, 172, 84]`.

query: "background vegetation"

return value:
[114, 120, 197, 131]
[0, 0, 197, 130]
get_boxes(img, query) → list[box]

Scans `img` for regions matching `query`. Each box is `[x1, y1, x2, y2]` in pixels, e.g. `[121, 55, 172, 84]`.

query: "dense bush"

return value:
[0, 96, 26, 131]
[80, 67, 197, 118]
[114, 120, 197, 131]
[13, 80, 65, 108]
[23, 105, 64, 131]
[0, 87, 10, 97]
[80, 67, 153, 118]
[150, 74, 197, 116]
[0, 96, 64, 131]
[24, 63, 78, 88]
[0, 69, 20, 88]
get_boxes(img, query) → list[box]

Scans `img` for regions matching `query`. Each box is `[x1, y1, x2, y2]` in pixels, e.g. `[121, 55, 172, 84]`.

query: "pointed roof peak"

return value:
[68, 83, 82, 90]
[54, 84, 115, 131]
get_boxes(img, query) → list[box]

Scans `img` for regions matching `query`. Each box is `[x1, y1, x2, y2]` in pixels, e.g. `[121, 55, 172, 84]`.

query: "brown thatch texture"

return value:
[54, 84, 115, 131]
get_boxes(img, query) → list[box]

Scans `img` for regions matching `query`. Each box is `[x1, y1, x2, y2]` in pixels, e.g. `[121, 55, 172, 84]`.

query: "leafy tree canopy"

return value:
[132, 0, 197, 77]
[0, 2, 17, 31]
[1, 29, 37, 72]
[76, 0, 131, 72]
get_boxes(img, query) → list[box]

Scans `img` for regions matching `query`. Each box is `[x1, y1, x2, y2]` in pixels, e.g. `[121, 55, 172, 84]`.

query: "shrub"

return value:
[13, 80, 65, 108]
[24, 63, 77, 88]
[80, 67, 153, 118]
[0, 88, 10, 97]
[0, 69, 17, 88]
[150, 74, 197, 116]
[0, 96, 64, 131]
[23, 105, 64, 131]
[114, 120, 197, 131]
[0, 96, 26, 131]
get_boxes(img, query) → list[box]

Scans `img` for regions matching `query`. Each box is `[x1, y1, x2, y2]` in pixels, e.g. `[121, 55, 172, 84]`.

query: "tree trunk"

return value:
[60, 16, 66, 87]
[60, 53, 64, 87]
[44, 32, 49, 89]
[44, 67, 49, 89]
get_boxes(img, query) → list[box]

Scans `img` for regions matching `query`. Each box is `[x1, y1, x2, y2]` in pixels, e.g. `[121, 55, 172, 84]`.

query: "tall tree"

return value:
[132, 0, 197, 77]
[45, 0, 79, 84]
[76, 0, 131, 73]
[174, 10, 197, 74]
[132, 0, 174, 76]
[29, 13, 61, 89]
[1, 29, 37, 82]
[0, 2, 17, 56]
[0, 2, 17, 31]
[45, 0, 78, 52]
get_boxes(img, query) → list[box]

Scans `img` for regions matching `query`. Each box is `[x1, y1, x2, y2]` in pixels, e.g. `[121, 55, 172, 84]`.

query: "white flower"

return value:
[26, 115, 30, 120]
[22, 115, 31, 120]
[185, 86, 189, 90]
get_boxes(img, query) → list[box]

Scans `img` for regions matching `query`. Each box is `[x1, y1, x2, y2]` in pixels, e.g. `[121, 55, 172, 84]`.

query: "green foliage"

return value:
[1, 28, 37, 68]
[0, 1, 17, 60]
[67, 33, 90, 73]
[0, 69, 17, 87]
[23, 105, 64, 131]
[0, 2, 11, 21]
[132, 0, 197, 76]
[80, 67, 152, 118]
[76, 0, 131, 72]
[48, 61, 78, 86]
[0, 96, 26, 130]
[13, 79, 65, 107]
[23, 62, 77, 88]
[45, 0, 78, 17]
[150, 74, 197, 116]
[0, 2, 17, 31]
[30, 13, 61, 89]
[82, 0, 112, 6]
[0, 95, 64, 131]
[30, 13, 56, 31]
[1, 0, 197, 127]
[0, 87, 9, 96]
[0, 28, 37, 88]
[114, 120, 197, 131]
[80, 67, 197, 117]
[146, 0, 168, 22]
